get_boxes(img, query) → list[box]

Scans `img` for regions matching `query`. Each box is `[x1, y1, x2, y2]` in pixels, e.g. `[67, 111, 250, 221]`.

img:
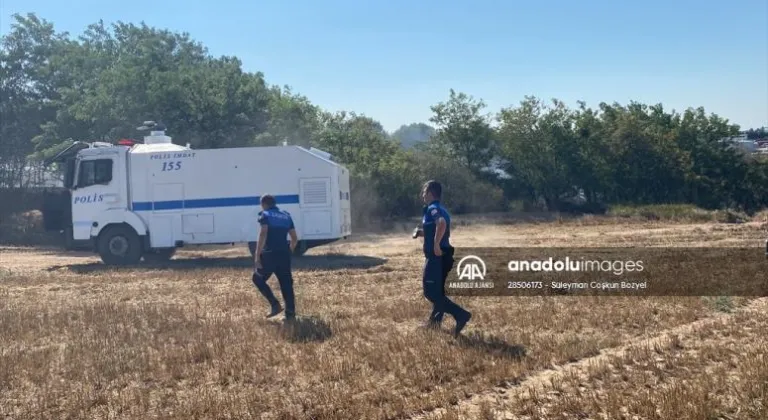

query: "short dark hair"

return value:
[423, 180, 442, 199]
[260, 194, 276, 208]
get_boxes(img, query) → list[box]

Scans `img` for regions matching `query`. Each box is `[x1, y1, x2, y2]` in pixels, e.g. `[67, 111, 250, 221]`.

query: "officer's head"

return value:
[421, 180, 442, 203]
[260, 194, 277, 210]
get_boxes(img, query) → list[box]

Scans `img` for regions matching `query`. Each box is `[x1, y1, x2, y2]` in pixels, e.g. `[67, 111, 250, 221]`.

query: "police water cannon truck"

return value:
[42, 121, 352, 265]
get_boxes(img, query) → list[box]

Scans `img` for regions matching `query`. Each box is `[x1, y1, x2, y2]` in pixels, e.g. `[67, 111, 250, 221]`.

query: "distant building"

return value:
[720, 134, 757, 154]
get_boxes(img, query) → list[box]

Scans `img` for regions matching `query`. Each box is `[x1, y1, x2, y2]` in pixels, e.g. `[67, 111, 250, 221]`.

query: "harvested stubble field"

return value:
[1, 218, 766, 419]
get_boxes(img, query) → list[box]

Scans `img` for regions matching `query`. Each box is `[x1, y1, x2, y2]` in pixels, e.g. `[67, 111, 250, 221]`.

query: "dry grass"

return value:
[1, 219, 766, 419]
[482, 298, 768, 420]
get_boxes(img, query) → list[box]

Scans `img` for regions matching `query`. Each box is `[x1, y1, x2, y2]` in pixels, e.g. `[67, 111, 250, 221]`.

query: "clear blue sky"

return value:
[2, 0, 767, 133]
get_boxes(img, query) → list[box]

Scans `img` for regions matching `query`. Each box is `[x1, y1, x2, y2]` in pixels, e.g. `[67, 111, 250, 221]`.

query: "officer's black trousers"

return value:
[423, 252, 468, 322]
[429, 247, 455, 323]
[252, 250, 296, 316]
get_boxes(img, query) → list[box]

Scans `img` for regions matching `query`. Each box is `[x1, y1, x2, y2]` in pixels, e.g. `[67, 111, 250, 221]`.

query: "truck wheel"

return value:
[293, 240, 308, 257]
[97, 225, 142, 266]
[143, 248, 176, 263]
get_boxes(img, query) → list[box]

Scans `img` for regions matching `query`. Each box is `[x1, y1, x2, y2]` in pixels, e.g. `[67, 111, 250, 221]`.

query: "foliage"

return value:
[429, 89, 496, 176]
[494, 97, 766, 213]
[390, 122, 435, 149]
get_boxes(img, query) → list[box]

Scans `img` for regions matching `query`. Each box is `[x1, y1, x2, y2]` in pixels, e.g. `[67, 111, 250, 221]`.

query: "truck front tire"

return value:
[97, 225, 143, 266]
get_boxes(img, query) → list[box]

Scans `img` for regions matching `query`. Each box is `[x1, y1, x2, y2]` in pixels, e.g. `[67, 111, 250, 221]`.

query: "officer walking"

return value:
[252, 194, 298, 320]
[419, 180, 471, 336]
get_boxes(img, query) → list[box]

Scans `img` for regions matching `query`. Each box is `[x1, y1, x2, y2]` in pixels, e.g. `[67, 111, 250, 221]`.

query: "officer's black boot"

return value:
[426, 309, 443, 329]
[266, 303, 283, 318]
[454, 311, 472, 337]
[253, 272, 282, 318]
[275, 263, 296, 321]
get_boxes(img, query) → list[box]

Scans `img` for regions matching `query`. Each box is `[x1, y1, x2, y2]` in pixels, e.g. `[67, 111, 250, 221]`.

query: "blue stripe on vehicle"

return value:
[131, 194, 300, 211]
[153, 200, 184, 210]
[132, 201, 153, 211]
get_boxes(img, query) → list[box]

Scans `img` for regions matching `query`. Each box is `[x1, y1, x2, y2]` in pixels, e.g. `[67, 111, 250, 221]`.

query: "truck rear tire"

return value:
[97, 225, 143, 266]
[143, 248, 176, 263]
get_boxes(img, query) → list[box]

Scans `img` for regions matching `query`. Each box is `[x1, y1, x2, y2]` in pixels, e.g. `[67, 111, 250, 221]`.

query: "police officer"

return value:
[420, 180, 471, 336]
[252, 194, 298, 320]
[416, 222, 455, 327]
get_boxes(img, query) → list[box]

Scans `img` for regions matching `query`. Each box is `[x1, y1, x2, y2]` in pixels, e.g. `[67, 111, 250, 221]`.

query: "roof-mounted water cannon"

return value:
[137, 120, 172, 145]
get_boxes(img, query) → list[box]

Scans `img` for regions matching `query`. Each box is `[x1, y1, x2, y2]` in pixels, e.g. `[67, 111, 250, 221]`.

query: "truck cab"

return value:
[42, 125, 185, 265]
[43, 140, 150, 264]
[70, 146, 130, 242]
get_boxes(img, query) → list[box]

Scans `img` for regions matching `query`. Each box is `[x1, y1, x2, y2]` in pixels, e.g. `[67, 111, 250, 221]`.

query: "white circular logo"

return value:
[456, 255, 487, 280]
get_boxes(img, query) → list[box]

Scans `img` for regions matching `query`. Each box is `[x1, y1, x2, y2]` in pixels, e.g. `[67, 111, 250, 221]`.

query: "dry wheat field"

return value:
[1, 218, 767, 419]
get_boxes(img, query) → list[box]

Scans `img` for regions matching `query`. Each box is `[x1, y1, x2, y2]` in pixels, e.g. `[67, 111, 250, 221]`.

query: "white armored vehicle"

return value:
[43, 122, 352, 265]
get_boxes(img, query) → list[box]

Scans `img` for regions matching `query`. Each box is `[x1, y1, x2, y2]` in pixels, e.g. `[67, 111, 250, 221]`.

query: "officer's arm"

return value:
[288, 217, 298, 252]
[434, 217, 446, 247]
[256, 214, 268, 262]
[289, 229, 298, 252]
[428, 207, 446, 248]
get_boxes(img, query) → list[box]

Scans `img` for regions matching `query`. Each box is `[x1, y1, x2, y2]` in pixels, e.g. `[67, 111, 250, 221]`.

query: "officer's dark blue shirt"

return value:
[422, 200, 451, 256]
[258, 206, 295, 253]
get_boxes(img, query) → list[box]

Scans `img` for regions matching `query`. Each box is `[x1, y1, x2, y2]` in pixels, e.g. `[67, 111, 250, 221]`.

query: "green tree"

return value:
[253, 85, 322, 147]
[313, 111, 398, 176]
[0, 13, 67, 187]
[745, 127, 767, 140]
[390, 122, 435, 149]
[428, 89, 496, 175]
[496, 96, 578, 210]
[27, 19, 271, 155]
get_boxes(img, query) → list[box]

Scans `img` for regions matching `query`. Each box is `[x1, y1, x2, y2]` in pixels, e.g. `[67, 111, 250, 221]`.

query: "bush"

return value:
[344, 148, 508, 231]
[409, 151, 506, 214]
[347, 150, 507, 232]
[607, 203, 750, 223]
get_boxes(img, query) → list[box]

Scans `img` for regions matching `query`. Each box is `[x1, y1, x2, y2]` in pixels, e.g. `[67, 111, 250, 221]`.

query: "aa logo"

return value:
[456, 255, 486, 280]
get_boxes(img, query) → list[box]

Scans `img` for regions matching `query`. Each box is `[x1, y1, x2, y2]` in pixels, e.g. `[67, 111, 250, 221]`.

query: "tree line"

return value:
[2, 13, 766, 226]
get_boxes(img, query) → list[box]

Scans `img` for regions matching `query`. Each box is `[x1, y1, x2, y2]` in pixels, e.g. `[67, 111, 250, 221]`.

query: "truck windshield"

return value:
[76, 159, 113, 188]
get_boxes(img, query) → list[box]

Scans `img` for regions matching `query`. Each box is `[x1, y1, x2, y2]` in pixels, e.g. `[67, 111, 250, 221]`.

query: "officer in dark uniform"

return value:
[419, 180, 471, 336]
[252, 194, 298, 320]
[414, 224, 456, 326]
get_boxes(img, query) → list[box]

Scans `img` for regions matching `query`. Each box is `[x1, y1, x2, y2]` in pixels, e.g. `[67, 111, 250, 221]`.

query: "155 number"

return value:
[161, 161, 182, 171]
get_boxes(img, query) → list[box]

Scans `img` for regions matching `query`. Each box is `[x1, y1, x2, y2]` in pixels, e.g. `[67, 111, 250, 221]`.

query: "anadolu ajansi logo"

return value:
[456, 255, 487, 280]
